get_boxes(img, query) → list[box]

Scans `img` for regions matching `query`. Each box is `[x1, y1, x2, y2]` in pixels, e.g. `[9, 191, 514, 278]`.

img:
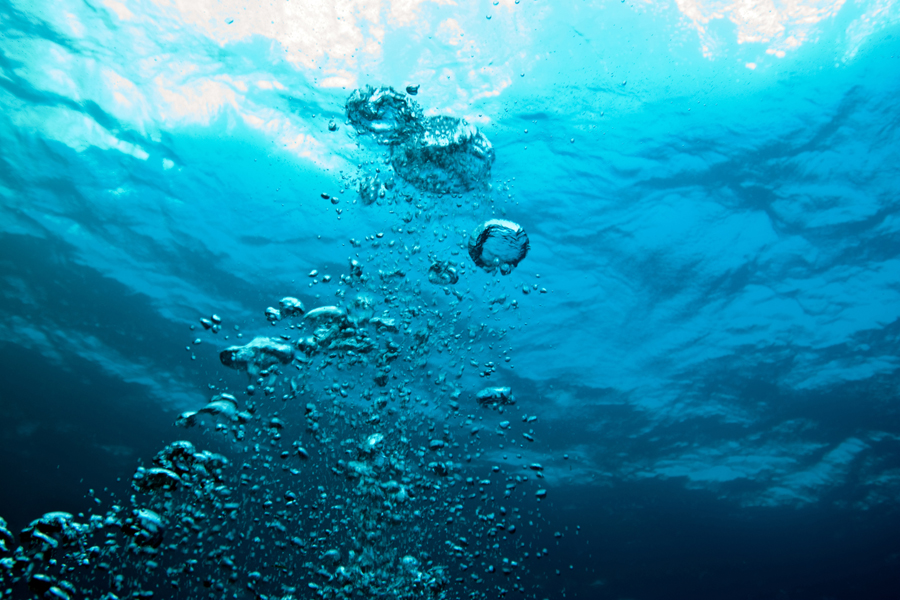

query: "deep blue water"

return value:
[1, 0, 900, 598]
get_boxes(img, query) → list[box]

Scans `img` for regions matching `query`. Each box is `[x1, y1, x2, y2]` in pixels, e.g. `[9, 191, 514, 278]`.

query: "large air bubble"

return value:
[468, 220, 530, 275]
[391, 116, 495, 193]
[346, 85, 422, 144]
[19, 513, 89, 552]
[219, 336, 293, 375]
[475, 386, 515, 409]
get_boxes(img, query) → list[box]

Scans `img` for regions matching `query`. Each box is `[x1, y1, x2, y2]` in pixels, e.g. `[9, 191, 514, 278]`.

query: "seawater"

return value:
[1, 1, 899, 599]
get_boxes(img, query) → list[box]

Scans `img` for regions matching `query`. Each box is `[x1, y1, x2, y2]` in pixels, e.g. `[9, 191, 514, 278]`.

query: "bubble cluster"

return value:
[427, 259, 460, 285]
[0, 278, 555, 599]
[347, 86, 495, 194]
[0, 85, 551, 600]
[391, 116, 495, 194]
[346, 85, 423, 145]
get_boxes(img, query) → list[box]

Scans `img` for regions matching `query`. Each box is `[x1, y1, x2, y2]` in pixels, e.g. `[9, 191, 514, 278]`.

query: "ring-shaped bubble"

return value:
[468, 220, 530, 275]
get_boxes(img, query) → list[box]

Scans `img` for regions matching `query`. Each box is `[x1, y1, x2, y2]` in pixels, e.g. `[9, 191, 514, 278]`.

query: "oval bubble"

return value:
[468, 220, 530, 275]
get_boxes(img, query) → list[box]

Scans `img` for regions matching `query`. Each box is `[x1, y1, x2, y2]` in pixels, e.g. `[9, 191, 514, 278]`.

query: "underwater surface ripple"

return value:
[1, 0, 900, 598]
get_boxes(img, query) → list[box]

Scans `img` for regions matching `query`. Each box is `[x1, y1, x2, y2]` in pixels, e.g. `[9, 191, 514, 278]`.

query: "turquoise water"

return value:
[1, 0, 899, 598]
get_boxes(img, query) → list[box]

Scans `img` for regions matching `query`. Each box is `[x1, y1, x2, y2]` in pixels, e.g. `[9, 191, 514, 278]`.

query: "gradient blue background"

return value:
[1, 0, 899, 597]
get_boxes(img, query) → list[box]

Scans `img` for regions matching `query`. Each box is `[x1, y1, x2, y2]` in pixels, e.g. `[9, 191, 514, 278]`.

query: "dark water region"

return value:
[550, 481, 900, 599]
[0, 342, 172, 531]
[0, 233, 180, 530]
